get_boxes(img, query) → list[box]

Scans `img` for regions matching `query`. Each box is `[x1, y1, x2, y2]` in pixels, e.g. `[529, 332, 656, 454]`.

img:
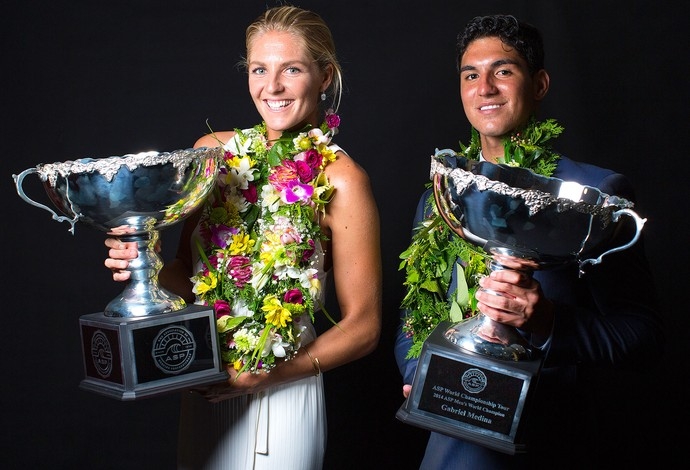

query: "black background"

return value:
[2, 1, 686, 468]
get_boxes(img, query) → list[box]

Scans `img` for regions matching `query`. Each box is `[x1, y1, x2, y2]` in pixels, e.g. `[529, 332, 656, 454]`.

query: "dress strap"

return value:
[328, 143, 348, 156]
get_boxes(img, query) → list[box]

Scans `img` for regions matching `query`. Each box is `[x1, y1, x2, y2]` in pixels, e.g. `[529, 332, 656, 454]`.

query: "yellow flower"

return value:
[313, 172, 334, 200]
[192, 271, 217, 295]
[259, 232, 283, 264]
[309, 276, 321, 299]
[230, 232, 255, 255]
[233, 359, 243, 371]
[317, 143, 337, 167]
[226, 155, 256, 171]
[261, 295, 292, 328]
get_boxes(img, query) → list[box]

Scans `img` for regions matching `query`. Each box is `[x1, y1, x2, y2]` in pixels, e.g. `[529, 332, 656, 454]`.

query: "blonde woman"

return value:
[105, 6, 381, 469]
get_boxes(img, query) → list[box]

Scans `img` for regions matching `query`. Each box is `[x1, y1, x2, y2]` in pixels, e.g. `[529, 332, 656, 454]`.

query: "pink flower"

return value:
[281, 181, 314, 204]
[293, 159, 314, 182]
[283, 289, 304, 305]
[228, 255, 252, 287]
[325, 112, 340, 130]
[279, 225, 302, 245]
[241, 184, 258, 203]
[302, 239, 315, 262]
[210, 225, 236, 248]
[208, 252, 223, 271]
[269, 162, 299, 191]
[294, 149, 322, 178]
[214, 299, 231, 318]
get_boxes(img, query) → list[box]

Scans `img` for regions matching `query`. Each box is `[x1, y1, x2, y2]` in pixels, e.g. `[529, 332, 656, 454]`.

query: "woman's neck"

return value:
[266, 120, 319, 141]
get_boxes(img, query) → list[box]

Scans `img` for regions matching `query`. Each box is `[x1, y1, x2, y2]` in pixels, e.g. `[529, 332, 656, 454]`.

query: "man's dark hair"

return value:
[456, 14, 545, 75]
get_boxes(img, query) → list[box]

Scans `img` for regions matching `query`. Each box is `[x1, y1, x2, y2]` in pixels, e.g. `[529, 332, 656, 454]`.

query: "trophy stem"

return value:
[444, 312, 533, 361]
[104, 230, 186, 318]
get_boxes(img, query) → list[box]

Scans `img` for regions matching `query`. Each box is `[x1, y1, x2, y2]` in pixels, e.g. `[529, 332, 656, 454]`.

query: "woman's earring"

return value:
[320, 92, 326, 101]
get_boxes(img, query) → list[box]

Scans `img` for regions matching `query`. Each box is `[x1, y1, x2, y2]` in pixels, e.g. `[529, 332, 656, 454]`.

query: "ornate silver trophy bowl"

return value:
[431, 149, 646, 359]
[397, 149, 646, 453]
[13, 147, 226, 400]
[13, 147, 220, 317]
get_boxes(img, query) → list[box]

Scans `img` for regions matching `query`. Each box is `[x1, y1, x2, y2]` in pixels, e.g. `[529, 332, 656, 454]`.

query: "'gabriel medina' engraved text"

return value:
[432, 385, 510, 424]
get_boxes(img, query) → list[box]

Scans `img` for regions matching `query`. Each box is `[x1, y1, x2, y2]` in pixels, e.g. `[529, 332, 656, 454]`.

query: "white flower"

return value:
[308, 128, 330, 145]
[260, 184, 281, 213]
[284, 265, 304, 280]
[270, 333, 290, 358]
[226, 188, 250, 213]
[232, 298, 252, 317]
[227, 156, 256, 190]
[296, 267, 321, 299]
[233, 327, 261, 353]
[250, 261, 271, 292]
[224, 133, 252, 156]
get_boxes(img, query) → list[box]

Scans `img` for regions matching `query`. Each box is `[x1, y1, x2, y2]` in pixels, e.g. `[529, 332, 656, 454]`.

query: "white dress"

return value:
[176, 321, 326, 470]
[177, 245, 329, 470]
[176, 143, 343, 470]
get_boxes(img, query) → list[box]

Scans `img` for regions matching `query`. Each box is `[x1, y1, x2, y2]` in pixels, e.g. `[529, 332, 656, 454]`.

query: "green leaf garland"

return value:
[399, 118, 563, 358]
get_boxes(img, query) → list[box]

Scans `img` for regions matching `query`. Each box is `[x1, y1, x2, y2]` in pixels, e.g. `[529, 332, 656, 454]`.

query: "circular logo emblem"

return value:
[461, 368, 487, 394]
[152, 325, 196, 374]
[90, 330, 113, 378]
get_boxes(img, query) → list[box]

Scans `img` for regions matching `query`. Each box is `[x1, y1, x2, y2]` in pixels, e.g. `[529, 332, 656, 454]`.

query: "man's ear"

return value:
[533, 69, 550, 101]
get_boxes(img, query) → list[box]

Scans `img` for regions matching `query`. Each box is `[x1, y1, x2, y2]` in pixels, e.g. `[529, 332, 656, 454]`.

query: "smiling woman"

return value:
[244, 29, 331, 136]
[102, 5, 382, 470]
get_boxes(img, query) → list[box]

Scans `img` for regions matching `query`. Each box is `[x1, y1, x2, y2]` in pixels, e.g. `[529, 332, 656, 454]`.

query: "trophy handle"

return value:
[578, 208, 647, 272]
[12, 168, 80, 234]
[433, 173, 465, 237]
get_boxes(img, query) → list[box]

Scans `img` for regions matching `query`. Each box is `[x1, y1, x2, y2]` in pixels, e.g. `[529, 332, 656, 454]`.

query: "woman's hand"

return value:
[192, 365, 275, 403]
[104, 238, 139, 281]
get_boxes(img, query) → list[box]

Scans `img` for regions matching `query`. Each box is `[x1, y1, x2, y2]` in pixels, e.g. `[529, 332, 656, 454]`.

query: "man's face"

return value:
[459, 36, 544, 142]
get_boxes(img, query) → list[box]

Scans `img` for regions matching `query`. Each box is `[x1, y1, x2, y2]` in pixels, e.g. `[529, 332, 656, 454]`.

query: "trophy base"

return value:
[396, 321, 542, 455]
[79, 304, 228, 401]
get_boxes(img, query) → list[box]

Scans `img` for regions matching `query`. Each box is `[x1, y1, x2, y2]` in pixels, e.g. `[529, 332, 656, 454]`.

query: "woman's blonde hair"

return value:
[244, 5, 343, 112]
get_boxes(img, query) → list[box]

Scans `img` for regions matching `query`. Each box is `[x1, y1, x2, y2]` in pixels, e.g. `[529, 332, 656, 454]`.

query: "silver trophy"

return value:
[396, 149, 646, 454]
[13, 148, 229, 400]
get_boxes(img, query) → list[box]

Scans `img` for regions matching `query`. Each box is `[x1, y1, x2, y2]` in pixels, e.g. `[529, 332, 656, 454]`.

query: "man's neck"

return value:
[480, 136, 505, 163]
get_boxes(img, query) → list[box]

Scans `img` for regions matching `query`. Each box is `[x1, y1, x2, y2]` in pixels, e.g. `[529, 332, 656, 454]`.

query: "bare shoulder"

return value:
[325, 151, 371, 201]
[193, 130, 236, 149]
[325, 150, 371, 187]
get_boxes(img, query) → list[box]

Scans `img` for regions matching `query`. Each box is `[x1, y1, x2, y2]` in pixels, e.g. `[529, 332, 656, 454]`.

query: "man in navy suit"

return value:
[394, 14, 664, 469]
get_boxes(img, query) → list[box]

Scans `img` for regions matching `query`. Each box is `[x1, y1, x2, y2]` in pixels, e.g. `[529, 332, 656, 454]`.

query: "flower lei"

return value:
[191, 111, 341, 374]
[399, 118, 563, 359]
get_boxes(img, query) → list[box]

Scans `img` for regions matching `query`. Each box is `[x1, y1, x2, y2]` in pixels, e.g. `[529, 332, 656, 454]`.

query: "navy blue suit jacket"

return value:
[394, 156, 664, 469]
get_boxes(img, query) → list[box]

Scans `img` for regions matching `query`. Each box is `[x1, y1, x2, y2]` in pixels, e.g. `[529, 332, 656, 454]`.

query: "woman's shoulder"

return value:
[327, 146, 367, 175]
[193, 130, 236, 149]
[323, 146, 374, 199]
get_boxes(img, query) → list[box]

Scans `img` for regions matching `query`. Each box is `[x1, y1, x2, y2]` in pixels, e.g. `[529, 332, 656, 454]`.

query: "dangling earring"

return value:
[320, 92, 326, 101]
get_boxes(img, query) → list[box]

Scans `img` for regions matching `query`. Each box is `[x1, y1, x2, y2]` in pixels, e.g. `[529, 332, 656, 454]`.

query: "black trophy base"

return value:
[396, 321, 542, 455]
[79, 304, 228, 401]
